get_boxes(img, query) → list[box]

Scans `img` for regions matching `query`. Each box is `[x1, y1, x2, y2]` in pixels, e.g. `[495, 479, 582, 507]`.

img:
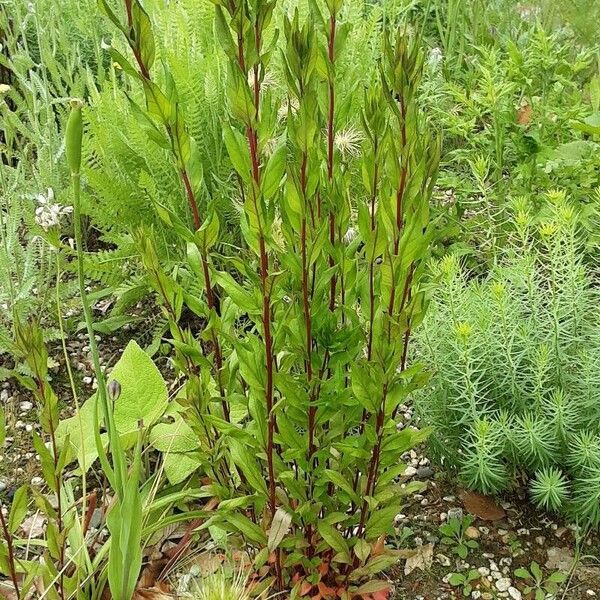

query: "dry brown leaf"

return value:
[132, 582, 174, 600]
[21, 514, 46, 538]
[545, 547, 574, 572]
[192, 552, 225, 577]
[460, 490, 506, 521]
[0, 582, 21, 600]
[517, 103, 533, 125]
[403, 543, 433, 576]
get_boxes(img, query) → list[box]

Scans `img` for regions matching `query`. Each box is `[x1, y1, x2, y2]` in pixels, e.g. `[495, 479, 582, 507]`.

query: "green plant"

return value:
[417, 189, 600, 529]
[58, 0, 443, 595]
[439, 516, 478, 559]
[530, 467, 570, 512]
[447, 569, 480, 597]
[514, 561, 567, 600]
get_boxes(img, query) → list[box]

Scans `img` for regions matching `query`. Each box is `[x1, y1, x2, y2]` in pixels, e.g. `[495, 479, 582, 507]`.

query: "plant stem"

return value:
[0, 508, 21, 600]
[122, 1, 228, 420]
[56, 253, 87, 537]
[327, 12, 337, 312]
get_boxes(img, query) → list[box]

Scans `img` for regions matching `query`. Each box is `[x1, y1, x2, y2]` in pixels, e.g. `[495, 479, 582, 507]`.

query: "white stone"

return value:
[508, 587, 521, 600]
[404, 466, 417, 477]
[496, 578, 511, 592]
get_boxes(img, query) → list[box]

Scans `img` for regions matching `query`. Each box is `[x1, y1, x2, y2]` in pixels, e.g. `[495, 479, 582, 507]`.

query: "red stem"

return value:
[0, 509, 21, 600]
[236, 14, 281, 587]
[327, 14, 337, 311]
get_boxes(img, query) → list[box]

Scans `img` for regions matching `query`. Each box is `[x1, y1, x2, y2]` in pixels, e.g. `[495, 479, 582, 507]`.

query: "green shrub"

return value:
[416, 189, 600, 528]
[56, 0, 441, 594]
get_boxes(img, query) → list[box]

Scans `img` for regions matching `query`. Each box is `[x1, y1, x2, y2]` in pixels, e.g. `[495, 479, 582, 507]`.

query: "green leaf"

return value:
[98, 0, 126, 34]
[195, 211, 220, 252]
[8, 486, 28, 534]
[149, 416, 200, 453]
[262, 142, 286, 198]
[229, 439, 267, 495]
[530, 561, 542, 581]
[514, 568, 531, 579]
[317, 522, 350, 556]
[353, 538, 371, 563]
[225, 512, 267, 545]
[132, 1, 155, 70]
[162, 451, 201, 485]
[111, 340, 168, 435]
[322, 469, 360, 505]
[143, 80, 174, 124]
[448, 573, 464, 586]
[109, 48, 140, 78]
[223, 123, 251, 182]
[364, 504, 399, 539]
[32, 433, 57, 493]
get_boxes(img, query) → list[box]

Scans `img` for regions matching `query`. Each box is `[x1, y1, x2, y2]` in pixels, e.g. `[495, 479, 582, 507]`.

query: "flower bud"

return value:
[65, 98, 84, 175]
[107, 379, 121, 401]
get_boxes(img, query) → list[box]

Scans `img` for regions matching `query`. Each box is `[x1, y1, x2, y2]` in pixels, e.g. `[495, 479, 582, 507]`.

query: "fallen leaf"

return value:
[133, 585, 174, 600]
[318, 581, 337, 597]
[403, 543, 433, 576]
[21, 514, 46, 538]
[300, 581, 313, 596]
[460, 490, 506, 521]
[546, 546, 574, 572]
[517, 103, 533, 125]
[192, 552, 224, 577]
[0, 581, 20, 600]
[371, 535, 386, 557]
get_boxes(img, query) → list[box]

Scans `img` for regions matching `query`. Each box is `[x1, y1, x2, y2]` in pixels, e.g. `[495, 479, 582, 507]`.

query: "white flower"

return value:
[34, 188, 73, 231]
[334, 126, 363, 158]
[0, 84, 10, 94]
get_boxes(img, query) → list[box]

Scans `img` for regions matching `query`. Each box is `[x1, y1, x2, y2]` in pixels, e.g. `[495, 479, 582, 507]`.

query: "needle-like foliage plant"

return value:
[417, 190, 600, 529]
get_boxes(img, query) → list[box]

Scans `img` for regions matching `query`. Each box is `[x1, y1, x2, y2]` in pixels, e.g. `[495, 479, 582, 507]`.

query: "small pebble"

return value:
[508, 587, 521, 600]
[404, 466, 417, 477]
[496, 578, 511, 592]
[31, 477, 43, 486]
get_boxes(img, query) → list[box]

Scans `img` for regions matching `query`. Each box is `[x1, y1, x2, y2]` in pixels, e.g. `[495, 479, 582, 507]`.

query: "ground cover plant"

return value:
[1, 0, 600, 598]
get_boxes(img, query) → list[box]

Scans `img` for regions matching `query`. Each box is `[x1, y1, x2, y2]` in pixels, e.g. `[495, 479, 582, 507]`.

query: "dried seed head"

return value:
[334, 126, 363, 158]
